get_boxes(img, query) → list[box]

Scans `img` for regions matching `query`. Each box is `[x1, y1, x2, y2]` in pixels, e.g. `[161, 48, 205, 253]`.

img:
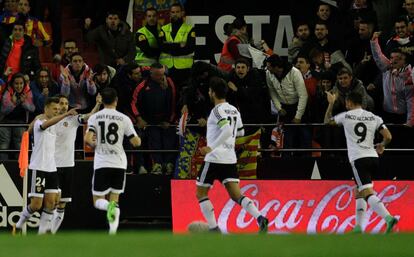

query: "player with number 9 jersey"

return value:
[333, 108, 384, 162]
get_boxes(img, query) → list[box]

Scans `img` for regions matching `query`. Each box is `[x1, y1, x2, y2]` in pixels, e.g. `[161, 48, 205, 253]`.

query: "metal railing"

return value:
[0, 123, 413, 154]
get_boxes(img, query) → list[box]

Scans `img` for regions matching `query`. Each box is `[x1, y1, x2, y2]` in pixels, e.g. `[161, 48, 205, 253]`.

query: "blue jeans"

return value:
[0, 126, 25, 160]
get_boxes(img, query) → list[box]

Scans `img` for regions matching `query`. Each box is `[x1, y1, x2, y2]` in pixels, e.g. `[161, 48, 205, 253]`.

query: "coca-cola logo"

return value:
[171, 180, 414, 234]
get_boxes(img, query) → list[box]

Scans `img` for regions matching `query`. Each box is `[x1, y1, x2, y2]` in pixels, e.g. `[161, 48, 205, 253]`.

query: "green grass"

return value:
[1, 231, 413, 257]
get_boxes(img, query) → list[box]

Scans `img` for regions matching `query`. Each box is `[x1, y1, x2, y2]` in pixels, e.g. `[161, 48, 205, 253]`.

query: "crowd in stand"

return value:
[0, 0, 413, 175]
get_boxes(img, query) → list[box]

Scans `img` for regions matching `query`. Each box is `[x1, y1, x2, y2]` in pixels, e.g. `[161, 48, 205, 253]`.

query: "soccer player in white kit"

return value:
[14, 97, 78, 234]
[50, 94, 102, 234]
[84, 88, 141, 234]
[196, 77, 269, 233]
[325, 91, 398, 233]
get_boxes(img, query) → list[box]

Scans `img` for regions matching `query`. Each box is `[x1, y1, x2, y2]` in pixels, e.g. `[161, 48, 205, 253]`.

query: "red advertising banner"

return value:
[171, 180, 414, 234]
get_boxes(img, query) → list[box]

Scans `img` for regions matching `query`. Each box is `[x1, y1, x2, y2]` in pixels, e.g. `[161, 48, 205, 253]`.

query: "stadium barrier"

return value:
[1, 156, 413, 231]
[171, 180, 414, 234]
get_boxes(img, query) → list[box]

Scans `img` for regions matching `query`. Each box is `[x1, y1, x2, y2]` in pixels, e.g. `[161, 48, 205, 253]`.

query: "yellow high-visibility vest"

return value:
[135, 26, 159, 66]
[159, 23, 194, 69]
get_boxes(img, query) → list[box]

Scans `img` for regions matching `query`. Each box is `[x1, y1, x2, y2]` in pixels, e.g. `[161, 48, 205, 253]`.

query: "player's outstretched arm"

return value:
[324, 91, 337, 125]
[83, 94, 102, 122]
[41, 108, 78, 130]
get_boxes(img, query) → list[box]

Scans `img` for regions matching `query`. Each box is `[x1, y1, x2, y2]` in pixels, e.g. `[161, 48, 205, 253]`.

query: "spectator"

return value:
[227, 58, 272, 135]
[346, 19, 379, 86]
[295, 55, 319, 122]
[2, 0, 18, 16]
[135, 7, 160, 67]
[330, 67, 374, 116]
[301, 20, 348, 68]
[131, 63, 177, 175]
[314, 2, 344, 48]
[60, 39, 78, 67]
[385, 16, 414, 64]
[87, 9, 136, 68]
[159, 3, 195, 93]
[309, 47, 351, 76]
[0, 73, 34, 160]
[288, 22, 311, 63]
[371, 32, 414, 127]
[218, 17, 248, 72]
[60, 52, 96, 112]
[265, 54, 310, 153]
[114, 63, 143, 121]
[92, 63, 116, 93]
[2, 0, 51, 47]
[31, 0, 61, 55]
[181, 61, 229, 131]
[30, 67, 60, 115]
[0, 20, 40, 81]
[403, 0, 414, 31]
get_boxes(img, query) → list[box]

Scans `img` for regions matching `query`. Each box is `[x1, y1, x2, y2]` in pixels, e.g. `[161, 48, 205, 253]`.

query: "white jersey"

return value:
[205, 102, 243, 164]
[29, 119, 57, 172]
[55, 115, 83, 167]
[87, 108, 137, 170]
[334, 108, 385, 162]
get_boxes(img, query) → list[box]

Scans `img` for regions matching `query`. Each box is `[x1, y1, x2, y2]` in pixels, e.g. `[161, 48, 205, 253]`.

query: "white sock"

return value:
[51, 208, 65, 234]
[109, 207, 120, 235]
[94, 199, 109, 211]
[38, 209, 54, 235]
[239, 196, 261, 219]
[16, 206, 34, 229]
[355, 198, 367, 229]
[367, 195, 390, 219]
[199, 198, 218, 229]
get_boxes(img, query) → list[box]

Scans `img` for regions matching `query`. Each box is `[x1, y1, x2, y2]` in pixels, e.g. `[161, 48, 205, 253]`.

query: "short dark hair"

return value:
[107, 9, 121, 18]
[150, 62, 164, 69]
[232, 17, 247, 30]
[170, 3, 184, 11]
[101, 87, 117, 105]
[235, 58, 250, 67]
[93, 63, 110, 76]
[145, 7, 157, 15]
[191, 61, 210, 78]
[346, 91, 363, 105]
[70, 52, 83, 61]
[395, 15, 409, 26]
[63, 39, 77, 46]
[337, 67, 353, 77]
[54, 94, 68, 100]
[209, 76, 228, 99]
[295, 21, 309, 31]
[45, 97, 60, 106]
[125, 63, 140, 76]
[266, 54, 284, 68]
[314, 20, 328, 29]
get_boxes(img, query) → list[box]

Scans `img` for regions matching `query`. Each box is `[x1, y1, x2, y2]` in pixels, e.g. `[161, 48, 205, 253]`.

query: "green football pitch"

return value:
[1, 232, 413, 257]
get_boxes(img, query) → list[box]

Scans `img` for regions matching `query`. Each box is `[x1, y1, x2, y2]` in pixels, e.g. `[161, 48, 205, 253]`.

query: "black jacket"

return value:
[0, 35, 40, 80]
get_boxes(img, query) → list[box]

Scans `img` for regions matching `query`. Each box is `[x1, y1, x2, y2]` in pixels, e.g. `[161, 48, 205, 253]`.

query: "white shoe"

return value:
[109, 208, 120, 235]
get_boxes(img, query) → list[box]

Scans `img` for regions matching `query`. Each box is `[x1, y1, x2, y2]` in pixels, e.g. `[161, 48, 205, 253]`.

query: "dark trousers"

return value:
[279, 103, 312, 156]
[146, 126, 177, 165]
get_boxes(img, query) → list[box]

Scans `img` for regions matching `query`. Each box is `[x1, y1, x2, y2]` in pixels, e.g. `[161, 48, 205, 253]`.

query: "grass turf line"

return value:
[1, 232, 413, 257]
